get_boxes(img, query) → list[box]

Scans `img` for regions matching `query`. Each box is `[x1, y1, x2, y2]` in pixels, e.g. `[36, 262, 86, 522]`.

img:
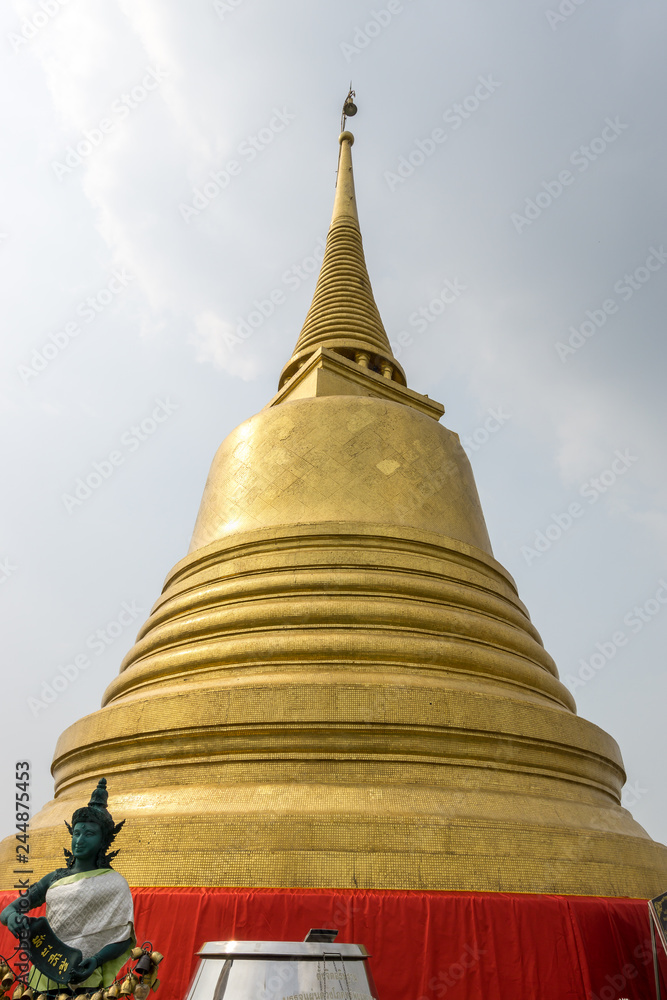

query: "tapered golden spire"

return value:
[279, 129, 406, 388]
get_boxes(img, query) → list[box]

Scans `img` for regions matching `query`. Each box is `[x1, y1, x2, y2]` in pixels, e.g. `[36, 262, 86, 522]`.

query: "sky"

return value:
[1, 0, 666, 854]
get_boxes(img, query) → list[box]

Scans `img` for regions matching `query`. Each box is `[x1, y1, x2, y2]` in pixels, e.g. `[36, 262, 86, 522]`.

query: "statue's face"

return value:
[71, 821, 104, 863]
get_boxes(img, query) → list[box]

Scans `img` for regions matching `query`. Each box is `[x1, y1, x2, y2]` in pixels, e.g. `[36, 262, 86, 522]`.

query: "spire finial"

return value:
[341, 85, 357, 133]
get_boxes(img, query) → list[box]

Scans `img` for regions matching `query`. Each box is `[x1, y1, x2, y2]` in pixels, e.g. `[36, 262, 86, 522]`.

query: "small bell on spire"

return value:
[341, 85, 357, 132]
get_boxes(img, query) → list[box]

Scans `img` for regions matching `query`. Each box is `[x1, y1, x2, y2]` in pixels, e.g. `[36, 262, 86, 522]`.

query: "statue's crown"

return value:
[88, 777, 110, 811]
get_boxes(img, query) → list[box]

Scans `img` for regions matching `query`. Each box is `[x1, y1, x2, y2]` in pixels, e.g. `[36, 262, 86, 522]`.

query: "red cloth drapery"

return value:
[1, 887, 665, 1000]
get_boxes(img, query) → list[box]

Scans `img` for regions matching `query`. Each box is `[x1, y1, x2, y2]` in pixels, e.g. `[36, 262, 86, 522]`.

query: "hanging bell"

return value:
[56, 993, 69, 1000]
[1, 975, 14, 990]
[133, 986, 150, 1000]
[21, 989, 33, 1000]
[12, 985, 23, 999]
[343, 97, 357, 118]
[133, 954, 152, 979]
[90, 992, 103, 1000]
[148, 953, 163, 968]
[119, 976, 134, 996]
[129, 949, 144, 962]
[107, 984, 121, 999]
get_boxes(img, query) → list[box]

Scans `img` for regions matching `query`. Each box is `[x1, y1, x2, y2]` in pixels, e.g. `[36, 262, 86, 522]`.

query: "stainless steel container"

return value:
[184, 940, 380, 1000]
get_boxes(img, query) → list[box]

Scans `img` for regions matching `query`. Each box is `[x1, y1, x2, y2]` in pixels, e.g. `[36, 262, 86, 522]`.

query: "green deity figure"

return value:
[0, 779, 134, 990]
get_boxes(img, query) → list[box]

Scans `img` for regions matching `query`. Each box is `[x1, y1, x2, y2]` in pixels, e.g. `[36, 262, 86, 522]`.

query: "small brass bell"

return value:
[133, 986, 149, 1000]
[107, 984, 121, 999]
[12, 985, 23, 999]
[119, 977, 134, 996]
[91, 991, 103, 1000]
[1, 976, 14, 991]
[21, 989, 33, 1000]
[149, 953, 163, 968]
[129, 949, 144, 962]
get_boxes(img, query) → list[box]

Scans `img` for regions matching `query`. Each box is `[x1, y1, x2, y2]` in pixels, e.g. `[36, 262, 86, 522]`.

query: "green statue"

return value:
[0, 779, 134, 990]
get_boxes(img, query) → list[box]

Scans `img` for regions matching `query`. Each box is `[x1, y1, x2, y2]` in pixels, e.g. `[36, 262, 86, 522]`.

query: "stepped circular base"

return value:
[4, 520, 666, 895]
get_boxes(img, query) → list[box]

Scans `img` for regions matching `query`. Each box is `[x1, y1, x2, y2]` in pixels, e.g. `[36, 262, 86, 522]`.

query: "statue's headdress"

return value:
[63, 777, 125, 869]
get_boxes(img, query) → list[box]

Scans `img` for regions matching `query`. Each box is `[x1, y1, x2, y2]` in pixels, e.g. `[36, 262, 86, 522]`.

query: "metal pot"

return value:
[185, 940, 380, 1000]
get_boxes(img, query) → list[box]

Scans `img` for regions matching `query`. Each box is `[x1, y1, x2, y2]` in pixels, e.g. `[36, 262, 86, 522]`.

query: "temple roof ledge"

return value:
[267, 346, 444, 419]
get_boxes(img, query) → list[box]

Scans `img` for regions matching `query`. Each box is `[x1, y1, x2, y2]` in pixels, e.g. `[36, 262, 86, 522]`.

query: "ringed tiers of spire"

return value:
[279, 131, 406, 389]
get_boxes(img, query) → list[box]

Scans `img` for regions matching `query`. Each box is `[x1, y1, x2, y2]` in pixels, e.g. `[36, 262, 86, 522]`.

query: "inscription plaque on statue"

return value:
[184, 941, 379, 1000]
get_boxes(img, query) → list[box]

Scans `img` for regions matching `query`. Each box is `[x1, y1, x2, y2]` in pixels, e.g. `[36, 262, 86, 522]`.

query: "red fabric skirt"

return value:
[1, 887, 665, 1000]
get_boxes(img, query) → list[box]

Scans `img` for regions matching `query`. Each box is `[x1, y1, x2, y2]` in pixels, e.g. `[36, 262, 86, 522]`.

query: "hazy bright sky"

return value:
[1, 0, 666, 857]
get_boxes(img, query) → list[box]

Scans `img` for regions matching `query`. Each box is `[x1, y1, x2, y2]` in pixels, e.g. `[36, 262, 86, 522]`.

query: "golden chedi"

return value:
[7, 128, 667, 896]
